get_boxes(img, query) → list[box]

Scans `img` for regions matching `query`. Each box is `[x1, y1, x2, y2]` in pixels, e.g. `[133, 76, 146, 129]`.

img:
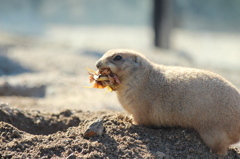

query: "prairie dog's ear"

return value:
[133, 55, 138, 63]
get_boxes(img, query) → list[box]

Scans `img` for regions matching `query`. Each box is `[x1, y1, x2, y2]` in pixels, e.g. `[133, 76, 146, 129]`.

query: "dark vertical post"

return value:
[153, 0, 173, 49]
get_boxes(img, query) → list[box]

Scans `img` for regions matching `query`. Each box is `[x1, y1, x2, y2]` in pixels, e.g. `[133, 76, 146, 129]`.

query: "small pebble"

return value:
[156, 151, 166, 158]
[66, 153, 76, 159]
[12, 130, 21, 138]
[83, 119, 104, 138]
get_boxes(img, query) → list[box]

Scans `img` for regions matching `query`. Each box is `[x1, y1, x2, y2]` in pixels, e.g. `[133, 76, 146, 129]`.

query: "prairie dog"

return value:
[95, 49, 240, 156]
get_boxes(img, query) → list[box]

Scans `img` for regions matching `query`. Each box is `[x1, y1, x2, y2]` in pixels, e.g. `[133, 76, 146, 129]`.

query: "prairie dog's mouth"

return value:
[86, 68, 120, 91]
[99, 67, 112, 75]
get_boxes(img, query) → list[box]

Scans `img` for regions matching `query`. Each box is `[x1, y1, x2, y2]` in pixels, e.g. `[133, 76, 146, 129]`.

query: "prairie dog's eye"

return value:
[113, 55, 122, 61]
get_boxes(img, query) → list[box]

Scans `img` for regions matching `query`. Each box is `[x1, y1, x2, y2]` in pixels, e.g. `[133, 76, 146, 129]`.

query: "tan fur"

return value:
[95, 49, 240, 156]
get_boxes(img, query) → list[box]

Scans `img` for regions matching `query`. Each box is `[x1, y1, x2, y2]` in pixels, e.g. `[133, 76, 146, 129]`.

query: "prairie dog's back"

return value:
[118, 63, 240, 126]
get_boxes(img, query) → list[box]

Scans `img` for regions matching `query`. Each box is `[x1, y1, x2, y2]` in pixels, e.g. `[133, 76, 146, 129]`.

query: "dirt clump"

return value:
[0, 104, 239, 159]
[0, 104, 80, 135]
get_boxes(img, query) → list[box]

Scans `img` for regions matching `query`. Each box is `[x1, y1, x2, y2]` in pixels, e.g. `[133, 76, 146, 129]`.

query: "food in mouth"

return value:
[86, 68, 120, 92]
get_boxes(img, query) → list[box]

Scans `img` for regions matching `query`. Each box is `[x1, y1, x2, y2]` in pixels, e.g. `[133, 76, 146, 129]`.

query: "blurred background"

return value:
[0, 0, 240, 113]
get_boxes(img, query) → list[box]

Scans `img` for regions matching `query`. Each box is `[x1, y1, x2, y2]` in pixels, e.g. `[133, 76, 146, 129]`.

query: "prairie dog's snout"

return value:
[95, 60, 102, 69]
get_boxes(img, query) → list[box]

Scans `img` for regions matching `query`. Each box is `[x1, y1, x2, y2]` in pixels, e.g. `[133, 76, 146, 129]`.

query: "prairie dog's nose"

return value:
[95, 60, 102, 69]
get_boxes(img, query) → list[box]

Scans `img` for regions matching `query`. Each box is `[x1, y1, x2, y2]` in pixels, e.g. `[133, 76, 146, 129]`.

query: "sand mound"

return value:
[0, 104, 239, 158]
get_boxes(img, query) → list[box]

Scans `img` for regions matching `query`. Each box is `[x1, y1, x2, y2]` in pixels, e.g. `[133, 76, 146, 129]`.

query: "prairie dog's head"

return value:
[95, 49, 145, 77]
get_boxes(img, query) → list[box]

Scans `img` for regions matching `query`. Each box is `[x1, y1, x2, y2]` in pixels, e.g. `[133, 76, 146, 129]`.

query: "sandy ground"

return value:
[0, 27, 240, 156]
[0, 103, 239, 158]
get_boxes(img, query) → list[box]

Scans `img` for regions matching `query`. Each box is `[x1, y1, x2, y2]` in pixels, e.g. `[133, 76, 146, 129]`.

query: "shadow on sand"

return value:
[0, 55, 31, 76]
